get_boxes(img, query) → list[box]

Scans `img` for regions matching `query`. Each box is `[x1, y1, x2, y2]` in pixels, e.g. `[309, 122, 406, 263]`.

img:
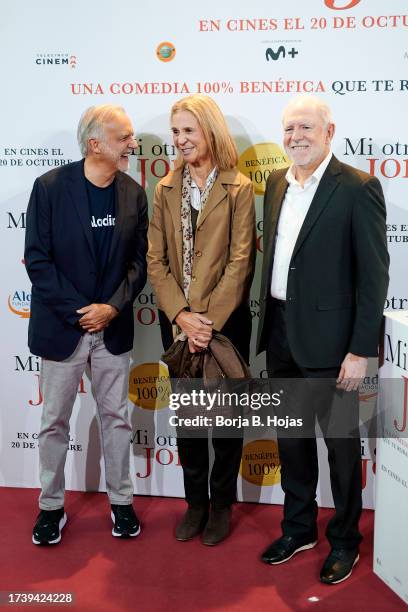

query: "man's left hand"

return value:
[337, 353, 368, 392]
[77, 304, 118, 332]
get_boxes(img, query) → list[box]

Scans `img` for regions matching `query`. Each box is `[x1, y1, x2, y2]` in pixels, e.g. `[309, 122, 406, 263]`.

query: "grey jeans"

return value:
[38, 332, 133, 510]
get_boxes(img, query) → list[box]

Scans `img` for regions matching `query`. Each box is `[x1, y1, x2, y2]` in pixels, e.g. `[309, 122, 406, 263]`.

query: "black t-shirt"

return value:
[86, 178, 116, 301]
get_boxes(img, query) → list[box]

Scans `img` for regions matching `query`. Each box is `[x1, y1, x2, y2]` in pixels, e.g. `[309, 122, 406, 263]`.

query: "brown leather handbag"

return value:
[161, 332, 251, 381]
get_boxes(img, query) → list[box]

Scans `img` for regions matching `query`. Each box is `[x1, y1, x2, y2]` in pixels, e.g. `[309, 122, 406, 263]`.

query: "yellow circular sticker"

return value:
[129, 362, 171, 410]
[240, 439, 281, 486]
[238, 142, 289, 195]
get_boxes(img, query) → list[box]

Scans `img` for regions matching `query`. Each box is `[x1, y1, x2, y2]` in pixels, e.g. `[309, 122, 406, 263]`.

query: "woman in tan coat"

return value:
[148, 94, 256, 545]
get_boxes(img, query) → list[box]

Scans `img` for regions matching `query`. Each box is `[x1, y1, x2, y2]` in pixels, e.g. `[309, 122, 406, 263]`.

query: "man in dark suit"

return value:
[257, 96, 389, 583]
[25, 105, 148, 545]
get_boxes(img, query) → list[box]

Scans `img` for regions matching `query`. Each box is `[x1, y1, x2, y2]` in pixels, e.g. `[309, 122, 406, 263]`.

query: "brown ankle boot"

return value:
[175, 505, 209, 541]
[202, 507, 232, 546]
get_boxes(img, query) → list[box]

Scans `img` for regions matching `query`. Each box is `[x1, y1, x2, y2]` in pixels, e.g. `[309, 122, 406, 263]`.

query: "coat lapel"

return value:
[67, 159, 96, 262]
[196, 181, 226, 228]
[196, 169, 239, 228]
[108, 171, 127, 262]
[262, 173, 288, 294]
[268, 175, 288, 241]
[291, 156, 341, 259]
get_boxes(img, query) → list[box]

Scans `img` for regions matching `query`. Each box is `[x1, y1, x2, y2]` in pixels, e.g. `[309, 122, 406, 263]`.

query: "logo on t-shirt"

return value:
[91, 214, 115, 228]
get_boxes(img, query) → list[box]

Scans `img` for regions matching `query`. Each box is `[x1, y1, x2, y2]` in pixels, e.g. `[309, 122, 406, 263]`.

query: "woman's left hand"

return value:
[188, 338, 208, 353]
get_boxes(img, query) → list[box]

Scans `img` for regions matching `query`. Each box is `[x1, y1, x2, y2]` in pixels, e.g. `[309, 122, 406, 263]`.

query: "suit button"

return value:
[290, 266, 296, 271]
[195, 251, 202, 257]
[192, 275, 197, 282]
[288, 297, 293, 302]
[197, 226, 203, 231]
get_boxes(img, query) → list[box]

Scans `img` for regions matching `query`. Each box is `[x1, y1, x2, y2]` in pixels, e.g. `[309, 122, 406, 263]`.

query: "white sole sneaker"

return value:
[111, 511, 141, 538]
[324, 554, 360, 584]
[32, 513, 67, 545]
[268, 540, 318, 565]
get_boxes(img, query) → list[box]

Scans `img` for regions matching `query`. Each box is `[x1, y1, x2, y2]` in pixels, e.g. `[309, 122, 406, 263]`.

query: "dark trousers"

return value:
[266, 300, 362, 550]
[159, 304, 251, 509]
[177, 436, 244, 509]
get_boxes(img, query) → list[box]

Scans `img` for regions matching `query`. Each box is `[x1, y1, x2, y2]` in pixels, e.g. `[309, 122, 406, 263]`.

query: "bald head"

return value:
[282, 95, 333, 128]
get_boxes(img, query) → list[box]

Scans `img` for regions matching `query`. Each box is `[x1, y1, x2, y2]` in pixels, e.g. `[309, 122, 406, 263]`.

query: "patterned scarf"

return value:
[181, 164, 218, 301]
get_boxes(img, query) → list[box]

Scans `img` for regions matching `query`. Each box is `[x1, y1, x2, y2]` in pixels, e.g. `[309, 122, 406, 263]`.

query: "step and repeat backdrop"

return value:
[1, 0, 407, 508]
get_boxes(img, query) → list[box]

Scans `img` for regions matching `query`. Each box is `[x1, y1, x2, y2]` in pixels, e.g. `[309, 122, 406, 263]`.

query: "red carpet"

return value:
[0, 487, 405, 611]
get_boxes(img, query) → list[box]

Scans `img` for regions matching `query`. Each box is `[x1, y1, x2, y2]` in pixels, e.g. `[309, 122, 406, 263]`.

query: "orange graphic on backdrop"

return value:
[156, 42, 176, 62]
[8, 295, 30, 318]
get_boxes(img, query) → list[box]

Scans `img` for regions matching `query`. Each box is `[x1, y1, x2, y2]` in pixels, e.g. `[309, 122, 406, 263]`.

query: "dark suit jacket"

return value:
[257, 155, 389, 368]
[25, 159, 148, 360]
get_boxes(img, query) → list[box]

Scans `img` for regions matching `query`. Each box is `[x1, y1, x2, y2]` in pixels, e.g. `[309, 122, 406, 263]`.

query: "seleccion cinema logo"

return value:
[35, 53, 77, 68]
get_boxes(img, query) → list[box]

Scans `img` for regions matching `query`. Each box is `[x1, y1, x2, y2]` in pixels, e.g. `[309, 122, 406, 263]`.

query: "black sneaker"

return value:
[32, 508, 67, 545]
[320, 548, 359, 584]
[111, 504, 141, 538]
[261, 535, 317, 565]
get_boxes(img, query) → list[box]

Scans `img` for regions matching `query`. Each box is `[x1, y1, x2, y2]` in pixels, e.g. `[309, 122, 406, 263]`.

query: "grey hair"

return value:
[77, 104, 127, 157]
[283, 95, 333, 127]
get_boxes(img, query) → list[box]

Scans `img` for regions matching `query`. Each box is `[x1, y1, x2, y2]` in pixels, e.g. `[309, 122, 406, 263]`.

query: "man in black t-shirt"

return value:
[25, 105, 148, 545]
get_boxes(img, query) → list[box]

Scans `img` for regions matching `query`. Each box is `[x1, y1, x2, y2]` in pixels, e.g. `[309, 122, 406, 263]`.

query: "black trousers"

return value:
[266, 300, 362, 550]
[159, 304, 251, 509]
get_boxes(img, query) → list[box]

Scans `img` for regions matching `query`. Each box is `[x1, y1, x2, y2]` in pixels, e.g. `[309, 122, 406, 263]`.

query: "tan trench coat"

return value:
[147, 166, 256, 331]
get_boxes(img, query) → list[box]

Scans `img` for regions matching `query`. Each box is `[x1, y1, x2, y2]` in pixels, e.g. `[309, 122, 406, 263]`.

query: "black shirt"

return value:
[86, 178, 116, 301]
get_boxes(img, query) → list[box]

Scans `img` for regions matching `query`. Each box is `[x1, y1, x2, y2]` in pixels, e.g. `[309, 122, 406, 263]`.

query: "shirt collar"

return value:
[285, 151, 332, 188]
[191, 167, 217, 190]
